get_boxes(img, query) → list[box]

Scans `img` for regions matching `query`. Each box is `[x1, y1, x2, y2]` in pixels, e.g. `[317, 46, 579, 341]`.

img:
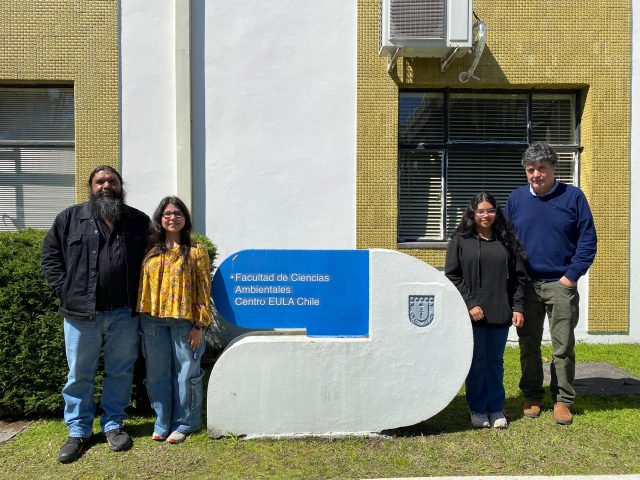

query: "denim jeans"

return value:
[518, 280, 580, 405]
[465, 325, 510, 414]
[63, 308, 140, 437]
[140, 314, 206, 437]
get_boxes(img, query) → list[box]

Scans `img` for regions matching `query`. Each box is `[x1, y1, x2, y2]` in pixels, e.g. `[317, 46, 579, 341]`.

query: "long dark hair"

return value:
[146, 196, 193, 263]
[453, 192, 525, 259]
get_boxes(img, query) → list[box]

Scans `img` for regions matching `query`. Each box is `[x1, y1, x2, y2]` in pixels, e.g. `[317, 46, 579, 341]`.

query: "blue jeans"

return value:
[140, 314, 206, 437]
[63, 308, 140, 437]
[465, 325, 510, 414]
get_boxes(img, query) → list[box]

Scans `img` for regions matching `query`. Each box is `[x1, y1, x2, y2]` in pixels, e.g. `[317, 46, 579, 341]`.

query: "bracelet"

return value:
[192, 324, 203, 331]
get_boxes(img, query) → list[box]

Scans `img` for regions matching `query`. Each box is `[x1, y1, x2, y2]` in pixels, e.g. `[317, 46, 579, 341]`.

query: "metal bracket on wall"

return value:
[387, 47, 401, 74]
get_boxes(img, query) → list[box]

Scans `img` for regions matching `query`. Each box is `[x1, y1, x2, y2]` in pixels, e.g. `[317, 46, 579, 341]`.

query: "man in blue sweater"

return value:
[505, 142, 597, 425]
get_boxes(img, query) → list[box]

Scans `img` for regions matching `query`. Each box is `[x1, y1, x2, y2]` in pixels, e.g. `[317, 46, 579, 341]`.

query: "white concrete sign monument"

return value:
[208, 249, 472, 438]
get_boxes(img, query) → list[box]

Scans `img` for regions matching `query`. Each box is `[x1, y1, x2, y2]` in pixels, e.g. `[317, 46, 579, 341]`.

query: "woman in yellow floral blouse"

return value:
[137, 196, 212, 444]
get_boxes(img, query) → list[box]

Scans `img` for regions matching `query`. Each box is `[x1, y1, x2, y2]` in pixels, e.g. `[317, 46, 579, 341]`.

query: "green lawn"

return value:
[1, 343, 639, 479]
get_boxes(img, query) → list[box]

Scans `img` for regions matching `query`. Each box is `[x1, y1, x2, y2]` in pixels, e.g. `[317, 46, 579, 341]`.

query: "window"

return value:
[0, 87, 75, 231]
[398, 90, 579, 243]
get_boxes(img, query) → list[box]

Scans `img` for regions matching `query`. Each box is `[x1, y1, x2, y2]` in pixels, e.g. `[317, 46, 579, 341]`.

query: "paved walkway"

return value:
[544, 362, 640, 396]
[0, 420, 31, 444]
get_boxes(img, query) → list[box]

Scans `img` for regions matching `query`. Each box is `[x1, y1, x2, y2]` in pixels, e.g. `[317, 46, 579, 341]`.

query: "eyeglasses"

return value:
[474, 208, 498, 216]
[162, 211, 184, 219]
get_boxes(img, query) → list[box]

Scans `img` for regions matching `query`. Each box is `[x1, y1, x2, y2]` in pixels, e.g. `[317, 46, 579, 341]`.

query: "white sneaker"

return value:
[166, 431, 187, 444]
[470, 412, 490, 428]
[489, 412, 508, 429]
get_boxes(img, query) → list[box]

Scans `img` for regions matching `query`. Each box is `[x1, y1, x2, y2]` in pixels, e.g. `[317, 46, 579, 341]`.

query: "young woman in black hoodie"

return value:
[445, 192, 528, 429]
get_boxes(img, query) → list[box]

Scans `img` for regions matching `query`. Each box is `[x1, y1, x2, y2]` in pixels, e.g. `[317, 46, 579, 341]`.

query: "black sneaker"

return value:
[105, 429, 133, 452]
[57, 436, 91, 463]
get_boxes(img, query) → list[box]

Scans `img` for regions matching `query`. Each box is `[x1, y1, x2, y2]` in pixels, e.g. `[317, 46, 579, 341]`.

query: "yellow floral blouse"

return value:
[137, 244, 213, 326]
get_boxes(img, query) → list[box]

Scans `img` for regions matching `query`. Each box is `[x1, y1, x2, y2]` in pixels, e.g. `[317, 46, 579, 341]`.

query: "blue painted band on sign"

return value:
[212, 250, 369, 337]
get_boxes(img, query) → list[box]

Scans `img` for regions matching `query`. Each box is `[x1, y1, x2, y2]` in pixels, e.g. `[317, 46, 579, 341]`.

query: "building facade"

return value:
[0, 0, 118, 231]
[358, 0, 634, 341]
[1, 0, 637, 342]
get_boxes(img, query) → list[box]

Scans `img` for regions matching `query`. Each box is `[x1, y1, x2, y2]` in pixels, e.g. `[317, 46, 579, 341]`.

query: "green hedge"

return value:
[0, 229, 65, 416]
[0, 229, 217, 417]
[192, 232, 217, 268]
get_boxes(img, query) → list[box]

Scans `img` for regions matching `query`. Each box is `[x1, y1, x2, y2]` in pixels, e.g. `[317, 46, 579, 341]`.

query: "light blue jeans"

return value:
[63, 308, 140, 437]
[140, 314, 206, 437]
[465, 325, 510, 414]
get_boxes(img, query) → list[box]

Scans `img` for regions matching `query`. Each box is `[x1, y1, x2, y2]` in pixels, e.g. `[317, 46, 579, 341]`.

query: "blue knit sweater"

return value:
[505, 182, 597, 282]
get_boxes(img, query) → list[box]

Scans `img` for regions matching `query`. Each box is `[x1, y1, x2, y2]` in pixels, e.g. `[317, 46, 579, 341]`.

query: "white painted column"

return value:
[175, 0, 192, 212]
[120, 0, 177, 216]
[203, 1, 358, 261]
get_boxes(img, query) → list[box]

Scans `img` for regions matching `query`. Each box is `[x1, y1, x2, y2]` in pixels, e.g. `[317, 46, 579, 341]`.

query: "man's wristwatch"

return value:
[192, 323, 203, 331]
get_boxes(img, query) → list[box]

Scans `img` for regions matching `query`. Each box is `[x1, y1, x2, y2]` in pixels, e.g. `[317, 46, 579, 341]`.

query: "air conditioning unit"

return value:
[379, 0, 473, 61]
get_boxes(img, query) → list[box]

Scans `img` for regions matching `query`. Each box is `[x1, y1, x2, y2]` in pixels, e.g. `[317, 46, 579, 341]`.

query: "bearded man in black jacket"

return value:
[42, 166, 150, 463]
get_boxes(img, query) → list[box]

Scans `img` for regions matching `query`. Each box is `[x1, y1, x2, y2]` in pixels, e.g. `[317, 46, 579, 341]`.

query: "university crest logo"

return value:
[408, 295, 435, 327]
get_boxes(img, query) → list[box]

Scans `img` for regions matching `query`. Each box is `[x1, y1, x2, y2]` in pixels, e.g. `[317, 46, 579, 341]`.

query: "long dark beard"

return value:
[90, 191, 125, 223]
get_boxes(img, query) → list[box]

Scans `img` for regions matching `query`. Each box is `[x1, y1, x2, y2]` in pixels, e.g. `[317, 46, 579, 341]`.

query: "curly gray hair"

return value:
[522, 142, 558, 167]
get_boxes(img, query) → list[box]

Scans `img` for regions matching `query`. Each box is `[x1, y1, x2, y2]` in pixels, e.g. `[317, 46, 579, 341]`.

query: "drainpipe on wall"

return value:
[458, 19, 486, 83]
[176, 0, 192, 212]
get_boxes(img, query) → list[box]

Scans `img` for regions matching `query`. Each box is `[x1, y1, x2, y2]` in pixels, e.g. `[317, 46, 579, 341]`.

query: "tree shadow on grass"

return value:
[124, 418, 156, 439]
[382, 392, 539, 438]
[76, 419, 156, 450]
[382, 395, 472, 437]
[507, 393, 640, 419]
[378, 388, 639, 438]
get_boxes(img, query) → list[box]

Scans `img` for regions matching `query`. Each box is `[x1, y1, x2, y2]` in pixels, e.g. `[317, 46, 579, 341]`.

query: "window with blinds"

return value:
[398, 91, 578, 243]
[0, 87, 75, 231]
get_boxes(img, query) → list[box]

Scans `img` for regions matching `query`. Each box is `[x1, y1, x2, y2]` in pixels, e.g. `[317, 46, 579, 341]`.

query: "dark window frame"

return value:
[0, 85, 75, 231]
[397, 88, 582, 247]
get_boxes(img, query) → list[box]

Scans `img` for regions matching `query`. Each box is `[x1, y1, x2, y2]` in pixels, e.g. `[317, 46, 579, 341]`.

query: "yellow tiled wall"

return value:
[357, 0, 631, 333]
[0, 0, 119, 202]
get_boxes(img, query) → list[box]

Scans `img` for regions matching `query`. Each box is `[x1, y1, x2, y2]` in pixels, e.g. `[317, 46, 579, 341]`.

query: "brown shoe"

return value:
[553, 402, 573, 425]
[522, 399, 542, 418]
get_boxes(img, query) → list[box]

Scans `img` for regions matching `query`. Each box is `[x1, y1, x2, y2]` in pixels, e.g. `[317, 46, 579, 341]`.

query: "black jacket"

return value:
[445, 233, 529, 328]
[41, 202, 150, 319]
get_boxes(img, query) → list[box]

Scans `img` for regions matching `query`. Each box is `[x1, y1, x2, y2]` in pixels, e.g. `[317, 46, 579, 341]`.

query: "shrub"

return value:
[0, 229, 218, 417]
[0, 229, 66, 416]
[192, 232, 218, 268]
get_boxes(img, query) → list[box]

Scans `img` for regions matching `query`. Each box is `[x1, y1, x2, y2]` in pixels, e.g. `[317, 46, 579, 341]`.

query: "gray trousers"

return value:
[518, 280, 580, 405]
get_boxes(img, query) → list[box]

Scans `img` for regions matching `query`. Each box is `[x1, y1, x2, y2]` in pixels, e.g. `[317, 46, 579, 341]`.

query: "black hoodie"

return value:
[445, 233, 529, 328]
